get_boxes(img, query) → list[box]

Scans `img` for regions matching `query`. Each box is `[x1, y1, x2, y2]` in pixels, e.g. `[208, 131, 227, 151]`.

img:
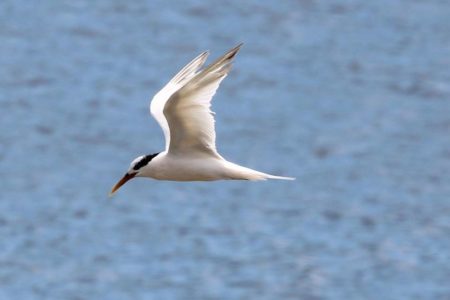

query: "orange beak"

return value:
[109, 173, 137, 196]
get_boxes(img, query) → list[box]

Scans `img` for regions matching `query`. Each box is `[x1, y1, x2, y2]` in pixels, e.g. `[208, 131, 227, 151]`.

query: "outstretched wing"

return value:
[163, 44, 242, 157]
[150, 51, 209, 151]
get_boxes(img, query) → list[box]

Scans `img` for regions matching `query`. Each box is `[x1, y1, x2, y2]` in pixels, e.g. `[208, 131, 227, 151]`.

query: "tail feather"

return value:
[265, 175, 295, 180]
[224, 162, 294, 181]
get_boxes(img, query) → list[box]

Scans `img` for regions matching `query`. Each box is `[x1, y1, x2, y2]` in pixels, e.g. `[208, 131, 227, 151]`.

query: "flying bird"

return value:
[110, 44, 294, 195]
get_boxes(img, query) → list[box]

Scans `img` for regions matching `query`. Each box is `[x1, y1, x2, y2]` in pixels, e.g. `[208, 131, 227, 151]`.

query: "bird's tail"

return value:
[223, 162, 295, 181]
[264, 174, 296, 181]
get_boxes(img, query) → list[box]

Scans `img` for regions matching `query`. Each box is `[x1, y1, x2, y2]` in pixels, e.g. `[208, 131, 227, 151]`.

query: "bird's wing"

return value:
[150, 51, 209, 150]
[163, 44, 242, 157]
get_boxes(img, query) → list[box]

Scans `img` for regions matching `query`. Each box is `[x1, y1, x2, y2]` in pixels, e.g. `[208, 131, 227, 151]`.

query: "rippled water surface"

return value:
[1, 1, 450, 299]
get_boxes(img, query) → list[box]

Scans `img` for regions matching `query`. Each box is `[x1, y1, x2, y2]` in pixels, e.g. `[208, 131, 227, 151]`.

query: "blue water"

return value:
[1, 1, 450, 299]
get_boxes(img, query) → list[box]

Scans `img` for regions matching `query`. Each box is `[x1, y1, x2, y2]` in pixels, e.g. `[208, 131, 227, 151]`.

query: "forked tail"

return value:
[224, 162, 295, 181]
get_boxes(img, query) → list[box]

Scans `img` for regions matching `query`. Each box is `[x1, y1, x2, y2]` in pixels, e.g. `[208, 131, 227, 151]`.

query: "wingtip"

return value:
[228, 43, 244, 58]
[198, 50, 210, 63]
[198, 50, 210, 64]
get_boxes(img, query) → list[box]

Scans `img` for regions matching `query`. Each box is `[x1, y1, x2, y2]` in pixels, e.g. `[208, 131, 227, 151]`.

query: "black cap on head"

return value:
[133, 153, 160, 171]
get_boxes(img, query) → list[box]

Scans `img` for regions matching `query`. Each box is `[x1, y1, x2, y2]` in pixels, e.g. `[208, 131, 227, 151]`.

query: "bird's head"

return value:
[109, 153, 159, 196]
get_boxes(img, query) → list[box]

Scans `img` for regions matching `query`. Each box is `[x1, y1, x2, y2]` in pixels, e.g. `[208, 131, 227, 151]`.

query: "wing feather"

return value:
[163, 44, 242, 157]
[150, 51, 209, 150]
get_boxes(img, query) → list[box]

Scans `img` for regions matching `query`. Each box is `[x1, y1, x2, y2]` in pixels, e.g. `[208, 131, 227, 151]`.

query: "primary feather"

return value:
[150, 51, 209, 151]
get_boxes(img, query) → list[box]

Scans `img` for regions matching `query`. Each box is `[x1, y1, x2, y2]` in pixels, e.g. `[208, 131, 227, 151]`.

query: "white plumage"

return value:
[111, 44, 293, 195]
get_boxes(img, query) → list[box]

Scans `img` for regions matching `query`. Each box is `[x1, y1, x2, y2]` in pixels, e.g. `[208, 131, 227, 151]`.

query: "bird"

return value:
[110, 44, 294, 196]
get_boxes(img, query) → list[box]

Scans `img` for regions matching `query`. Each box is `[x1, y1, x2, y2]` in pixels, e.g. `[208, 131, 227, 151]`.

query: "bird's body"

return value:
[138, 151, 289, 181]
[111, 44, 293, 195]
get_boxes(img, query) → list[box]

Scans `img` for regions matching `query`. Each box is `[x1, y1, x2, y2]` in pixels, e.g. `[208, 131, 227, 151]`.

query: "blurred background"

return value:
[1, 0, 449, 299]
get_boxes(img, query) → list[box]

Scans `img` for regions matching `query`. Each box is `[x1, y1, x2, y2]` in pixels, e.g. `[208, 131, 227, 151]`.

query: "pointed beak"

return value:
[109, 172, 136, 196]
